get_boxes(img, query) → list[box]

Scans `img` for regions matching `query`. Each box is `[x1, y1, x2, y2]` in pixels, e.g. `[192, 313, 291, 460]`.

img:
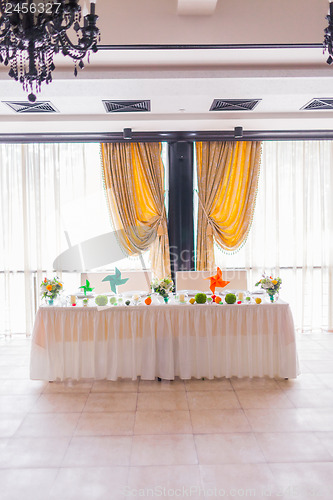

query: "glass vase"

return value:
[267, 292, 279, 303]
[47, 299, 54, 306]
[163, 296, 169, 304]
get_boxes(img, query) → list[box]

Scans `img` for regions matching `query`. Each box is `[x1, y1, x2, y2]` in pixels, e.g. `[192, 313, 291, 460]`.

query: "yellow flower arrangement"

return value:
[40, 277, 63, 301]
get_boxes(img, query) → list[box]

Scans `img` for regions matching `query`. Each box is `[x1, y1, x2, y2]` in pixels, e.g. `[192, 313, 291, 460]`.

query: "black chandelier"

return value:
[0, 0, 100, 102]
[324, 1, 333, 64]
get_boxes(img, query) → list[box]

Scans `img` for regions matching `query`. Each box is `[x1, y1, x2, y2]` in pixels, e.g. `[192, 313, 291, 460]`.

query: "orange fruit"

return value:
[145, 296, 152, 305]
[255, 297, 262, 304]
[215, 296, 221, 304]
[189, 298, 195, 304]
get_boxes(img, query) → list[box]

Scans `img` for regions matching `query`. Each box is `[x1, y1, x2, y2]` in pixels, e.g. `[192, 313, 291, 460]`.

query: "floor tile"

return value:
[131, 435, 197, 465]
[244, 408, 310, 432]
[303, 360, 333, 373]
[137, 392, 188, 411]
[231, 377, 280, 391]
[0, 414, 26, 438]
[91, 379, 139, 392]
[0, 366, 30, 379]
[62, 436, 132, 466]
[0, 395, 39, 413]
[49, 467, 128, 500]
[277, 373, 326, 391]
[127, 465, 203, 499]
[295, 340, 326, 350]
[316, 338, 333, 349]
[0, 468, 59, 500]
[297, 350, 333, 360]
[200, 464, 276, 495]
[185, 378, 233, 391]
[139, 379, 185, 392]
[134, 410, 192, 434]
[190, 409, 251, 433]
[297, 360, 314, 374]
[15, 412, 80, 437]
[303, 408, 333, 431]
[75, 412, 135, 436]
[0, 355, 29, 367]
[3, 334, 333, 498]
[315, 432, 333, 458]
[187, 391, 240, 410]
[30, 393, 88, 413]
[195, 433, 265, 464]
[0, 379, 47, 395]
[0, 437, 70, 468]
[316, 374, 333, 389]
[255, 432, 332, 462]
[83, 393, 137, 412]
[269, 462, 333, 500]
[285, 389, 333, 408]
[235, 389, 294, 409]
[43, 381, 92, 393]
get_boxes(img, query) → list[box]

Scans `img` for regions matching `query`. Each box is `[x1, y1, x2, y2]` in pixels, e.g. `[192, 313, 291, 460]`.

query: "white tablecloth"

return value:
[30, 302, 299, 381]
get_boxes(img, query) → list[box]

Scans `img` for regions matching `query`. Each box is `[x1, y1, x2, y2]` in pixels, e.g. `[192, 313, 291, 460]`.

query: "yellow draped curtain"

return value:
[101, 142, 170, 279]
[196, 141, 262, 270]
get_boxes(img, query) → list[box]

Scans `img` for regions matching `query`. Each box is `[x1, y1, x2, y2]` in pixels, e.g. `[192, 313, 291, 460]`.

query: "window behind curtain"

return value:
[214, 141, 333, 332]
[0, 142, 168, 336]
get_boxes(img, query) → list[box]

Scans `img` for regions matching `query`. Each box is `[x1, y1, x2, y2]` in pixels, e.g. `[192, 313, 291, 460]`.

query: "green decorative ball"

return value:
[95, 295, 108, 306]
[109, 296, 117, 305]
[125, 300, 131, 306]
[195, 292, 207, 304]
[225, 293, 237, 304]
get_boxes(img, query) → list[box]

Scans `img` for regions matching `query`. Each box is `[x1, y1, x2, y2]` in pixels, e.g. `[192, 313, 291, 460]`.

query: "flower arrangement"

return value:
[40, 277, 63, 301]
[151, 276, 174, 298]
[255, 275, 282, 301]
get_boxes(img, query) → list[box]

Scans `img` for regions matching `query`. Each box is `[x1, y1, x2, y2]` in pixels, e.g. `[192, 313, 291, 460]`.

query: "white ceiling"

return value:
[0, 0, 332, 135]
[177, 0, 218, 16]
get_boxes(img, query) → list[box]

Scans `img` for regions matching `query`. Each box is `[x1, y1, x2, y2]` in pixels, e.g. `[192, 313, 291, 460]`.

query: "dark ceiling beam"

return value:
[97, 43, 322, 50]
[1, 130, 333, 143]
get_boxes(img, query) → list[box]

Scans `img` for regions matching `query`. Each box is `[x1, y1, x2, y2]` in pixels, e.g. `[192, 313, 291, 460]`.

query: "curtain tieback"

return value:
[157, 219, 168, 236]
[207, 225, 214, 236]
[195, 190, 214, 237]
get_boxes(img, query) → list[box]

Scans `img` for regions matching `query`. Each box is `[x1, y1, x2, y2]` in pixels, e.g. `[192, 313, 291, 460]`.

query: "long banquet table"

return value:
[30, 301, 299, 381]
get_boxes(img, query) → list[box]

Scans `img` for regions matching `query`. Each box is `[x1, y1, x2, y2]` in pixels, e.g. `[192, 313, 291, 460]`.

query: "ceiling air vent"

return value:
[302, 98, 333, 110]
[3, 101, 58, 113]
[103, 100, 151, 113]
[210, 99, 261, 112]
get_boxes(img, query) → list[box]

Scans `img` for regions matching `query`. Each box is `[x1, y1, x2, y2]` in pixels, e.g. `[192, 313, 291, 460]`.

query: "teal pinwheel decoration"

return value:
[79, 279, 95, 296]
[102, 268, 129, 294]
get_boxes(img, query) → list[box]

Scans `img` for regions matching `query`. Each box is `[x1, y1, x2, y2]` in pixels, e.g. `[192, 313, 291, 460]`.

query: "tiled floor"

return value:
[1, 333, 333, 499]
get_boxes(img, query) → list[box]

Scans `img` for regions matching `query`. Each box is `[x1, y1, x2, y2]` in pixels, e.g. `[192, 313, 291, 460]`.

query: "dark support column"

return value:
[168, 141, 195, 280]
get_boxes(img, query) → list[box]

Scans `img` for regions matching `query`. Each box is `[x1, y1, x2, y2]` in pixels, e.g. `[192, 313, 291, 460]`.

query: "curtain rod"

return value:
[0, 130, 333, 143]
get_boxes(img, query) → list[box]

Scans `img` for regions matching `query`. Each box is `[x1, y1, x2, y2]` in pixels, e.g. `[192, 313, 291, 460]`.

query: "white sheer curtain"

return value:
[215, 141, 333, 332]
[0, 142, 110, 336]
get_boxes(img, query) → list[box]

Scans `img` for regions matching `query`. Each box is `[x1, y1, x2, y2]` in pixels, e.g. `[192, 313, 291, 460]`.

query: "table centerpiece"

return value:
[255, 275, 282, 303]
[151, 276, 174, 303]
[40, 277, 63, 305]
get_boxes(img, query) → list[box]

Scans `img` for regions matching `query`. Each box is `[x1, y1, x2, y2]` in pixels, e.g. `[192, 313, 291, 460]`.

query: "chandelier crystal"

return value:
[0, 0, 100, 101]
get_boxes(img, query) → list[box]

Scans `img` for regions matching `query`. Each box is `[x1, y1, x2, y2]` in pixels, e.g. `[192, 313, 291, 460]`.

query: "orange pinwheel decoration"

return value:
[206, 267, 230, 294]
